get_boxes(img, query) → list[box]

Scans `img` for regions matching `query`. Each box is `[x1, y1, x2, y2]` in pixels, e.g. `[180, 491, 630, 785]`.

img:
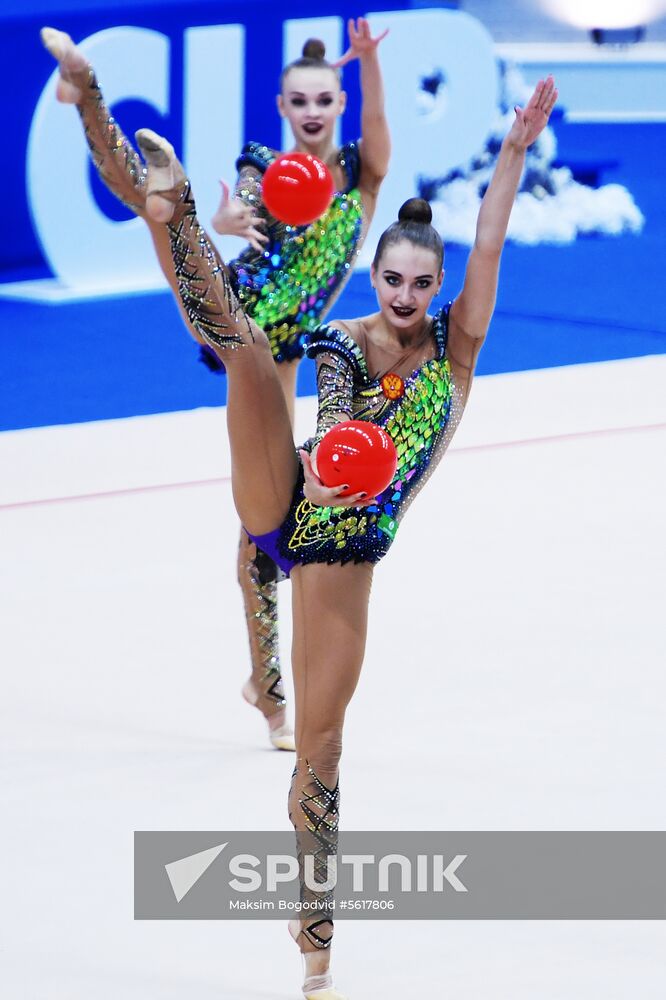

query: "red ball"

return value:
[316, 421, 398, 499]
[262, 152, 334, 226]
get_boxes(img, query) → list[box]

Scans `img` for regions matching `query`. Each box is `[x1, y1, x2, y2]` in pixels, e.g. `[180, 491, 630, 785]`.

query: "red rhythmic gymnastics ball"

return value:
[316, 420, 398, 499]
[262, 152, 334, 226]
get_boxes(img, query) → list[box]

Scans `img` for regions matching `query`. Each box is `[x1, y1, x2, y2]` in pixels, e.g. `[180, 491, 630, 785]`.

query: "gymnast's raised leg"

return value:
[138, 130, 375, 998]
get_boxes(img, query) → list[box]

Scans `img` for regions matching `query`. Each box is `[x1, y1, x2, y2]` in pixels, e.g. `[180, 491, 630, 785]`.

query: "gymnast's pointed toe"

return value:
[40, 26, 89, 102]
[135, 128, 186, 222]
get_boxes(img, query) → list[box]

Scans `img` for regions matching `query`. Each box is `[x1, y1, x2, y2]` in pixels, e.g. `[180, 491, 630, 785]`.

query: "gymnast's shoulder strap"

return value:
[433, 301, 454, 357]
[338, 139, 362, 191]
[305, 324, 369, 380]
[235, 141, 277, 175]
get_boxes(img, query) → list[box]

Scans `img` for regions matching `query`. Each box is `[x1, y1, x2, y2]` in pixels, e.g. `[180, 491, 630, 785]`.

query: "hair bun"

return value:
[398, 198, 432, 225]
[302, 38, 326, 60]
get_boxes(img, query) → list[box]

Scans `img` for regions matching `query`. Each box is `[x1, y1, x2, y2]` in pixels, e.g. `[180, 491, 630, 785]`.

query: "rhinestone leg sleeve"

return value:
[238, 534, 286, 718]
[289, 761, 340, 950]
[166, 183, 255, 352]
[73, 67, 147, 214]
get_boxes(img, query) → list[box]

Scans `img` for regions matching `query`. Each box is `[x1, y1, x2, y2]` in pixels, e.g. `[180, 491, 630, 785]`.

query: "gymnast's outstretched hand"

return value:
[299, 449, 376, 509]
[506, 75, 558, 150]
[332, 17, 389, 67]
[211, 179, 268, 251]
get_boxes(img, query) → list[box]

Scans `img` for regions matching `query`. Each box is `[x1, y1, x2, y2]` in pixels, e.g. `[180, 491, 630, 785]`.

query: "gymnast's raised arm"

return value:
[334, 17, 391, 200]
[448, 76, 559, 373]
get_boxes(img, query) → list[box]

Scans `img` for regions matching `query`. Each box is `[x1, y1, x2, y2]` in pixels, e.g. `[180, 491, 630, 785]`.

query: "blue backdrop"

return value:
[6, 0, 445, 281]
[1, 1, 664, 431]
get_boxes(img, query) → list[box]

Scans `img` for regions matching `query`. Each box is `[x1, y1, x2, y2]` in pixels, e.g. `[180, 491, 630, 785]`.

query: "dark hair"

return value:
[280, 38, 341, 89]
[372, 198, 444, 270]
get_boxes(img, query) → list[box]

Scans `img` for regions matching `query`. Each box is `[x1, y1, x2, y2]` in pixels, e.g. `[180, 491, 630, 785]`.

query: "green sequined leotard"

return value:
[258, 305, 467, 571]
[202, 140, 365, 368]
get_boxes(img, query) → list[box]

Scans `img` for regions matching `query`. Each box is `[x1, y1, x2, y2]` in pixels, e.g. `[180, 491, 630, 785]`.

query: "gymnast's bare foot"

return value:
[135, 129, 187, 224]
[40, 27, 89, 104]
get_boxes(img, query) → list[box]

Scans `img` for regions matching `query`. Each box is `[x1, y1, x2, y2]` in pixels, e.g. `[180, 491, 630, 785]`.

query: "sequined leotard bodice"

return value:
[260, 305, 467, 572]
[203, 140, 365, 367]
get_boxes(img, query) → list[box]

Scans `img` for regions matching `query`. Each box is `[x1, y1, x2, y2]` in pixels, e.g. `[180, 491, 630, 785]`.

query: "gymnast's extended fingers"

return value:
[334, 492, 378, 508]
[544, 86, 559, 116]
[330, 484, 377, 505]
[526, 78, 545, 111]
[246, 225, 269, 251]
[537, 75, 555, 109]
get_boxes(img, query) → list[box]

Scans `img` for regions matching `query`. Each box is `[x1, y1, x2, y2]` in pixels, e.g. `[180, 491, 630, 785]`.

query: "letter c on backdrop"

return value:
[27, 27, 170, 293]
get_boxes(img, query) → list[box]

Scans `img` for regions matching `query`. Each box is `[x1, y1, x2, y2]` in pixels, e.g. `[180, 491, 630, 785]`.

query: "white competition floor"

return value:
[2, 355, 665, 998]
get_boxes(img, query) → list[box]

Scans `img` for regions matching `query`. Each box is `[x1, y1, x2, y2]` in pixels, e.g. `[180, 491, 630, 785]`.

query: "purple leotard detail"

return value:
[246, 528, 296, 578]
